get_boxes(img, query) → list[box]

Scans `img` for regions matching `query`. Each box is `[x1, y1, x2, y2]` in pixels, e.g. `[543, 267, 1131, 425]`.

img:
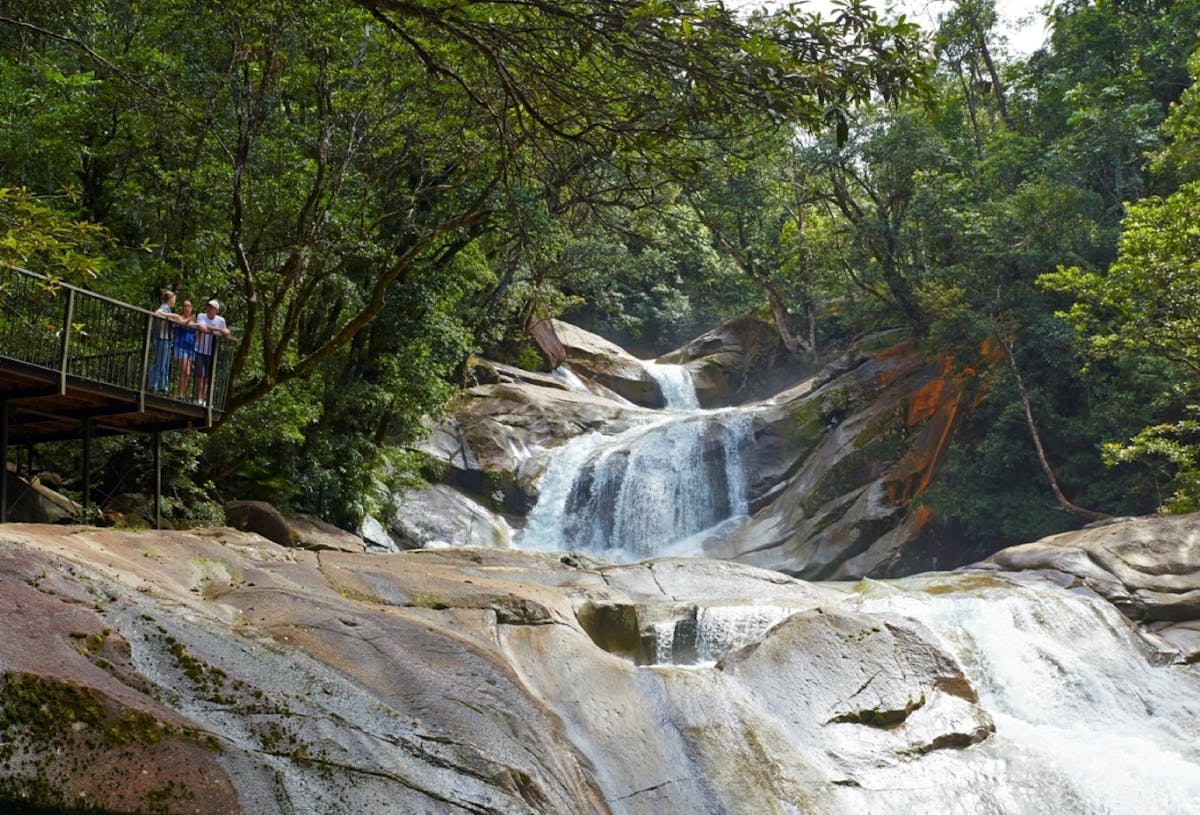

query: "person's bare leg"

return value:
[176, 358, 191, 398]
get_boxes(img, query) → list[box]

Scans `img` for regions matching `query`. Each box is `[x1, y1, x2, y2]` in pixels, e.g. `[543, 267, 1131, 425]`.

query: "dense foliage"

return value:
[2, 0, 1199, 554]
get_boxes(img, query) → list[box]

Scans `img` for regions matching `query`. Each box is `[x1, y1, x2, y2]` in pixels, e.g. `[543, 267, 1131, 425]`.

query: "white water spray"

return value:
[517, 362, 753, 560]
[851, 576, 1200, 813]
[548, 363, 594, 395]
[644, 361, 700, 409]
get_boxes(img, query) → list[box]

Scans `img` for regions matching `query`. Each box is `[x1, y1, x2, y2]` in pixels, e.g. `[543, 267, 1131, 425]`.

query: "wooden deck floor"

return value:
[1, 358, 216, 443]
[1, 264, 231, 444]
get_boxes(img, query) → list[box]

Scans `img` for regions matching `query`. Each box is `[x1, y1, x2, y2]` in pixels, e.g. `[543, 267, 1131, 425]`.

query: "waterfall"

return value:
[548, 363, 594, 395]
[642, 604, 804, 666]
[692, 605, 795, 664]
[851, 576, 1200, 812]
[644, 361, 699, 409]
[517, 363, 753, 560]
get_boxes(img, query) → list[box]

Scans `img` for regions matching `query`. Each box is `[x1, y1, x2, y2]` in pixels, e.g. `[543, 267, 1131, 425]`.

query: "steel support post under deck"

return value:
[82, 418, 92, 522]
[153, 430, 162, 530]
[1, 401, 8, 523]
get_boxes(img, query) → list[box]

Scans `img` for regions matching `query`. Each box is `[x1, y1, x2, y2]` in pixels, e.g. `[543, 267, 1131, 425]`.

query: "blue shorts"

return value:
[175, 328, 196, 360]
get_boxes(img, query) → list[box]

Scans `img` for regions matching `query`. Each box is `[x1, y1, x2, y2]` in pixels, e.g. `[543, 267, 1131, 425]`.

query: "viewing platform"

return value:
[0, 264, 235, 523]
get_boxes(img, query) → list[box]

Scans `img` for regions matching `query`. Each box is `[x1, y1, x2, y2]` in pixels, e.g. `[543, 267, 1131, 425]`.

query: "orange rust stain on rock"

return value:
[888, 371, 964, 507]
[875, 342, 914, 361]
[907, 375, 949, 427]
[873, 341, 919, 388]
[882, 339, 1003, 510]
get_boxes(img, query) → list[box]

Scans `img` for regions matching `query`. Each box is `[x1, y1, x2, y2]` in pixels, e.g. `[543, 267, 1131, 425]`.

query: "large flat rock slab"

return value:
[982, 513, 1200, 661]
[2, 522, 1196, 813]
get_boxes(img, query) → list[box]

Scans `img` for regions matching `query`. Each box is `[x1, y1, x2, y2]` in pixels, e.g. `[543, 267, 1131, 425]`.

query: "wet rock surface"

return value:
[418, 326, 976, 579]
[982, 513, 1200, 661]
[2, 520, 1199, 813]
[0, 523, 1005, 814]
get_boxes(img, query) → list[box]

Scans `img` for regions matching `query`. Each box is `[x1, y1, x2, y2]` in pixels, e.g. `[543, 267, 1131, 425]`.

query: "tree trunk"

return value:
[761, 278, 809, 355]
[954, 61, 984, 159]
[693, 202, 811, 355]
[1000, 332, 1111, 522]
[879, 234, 926, 336]
[969, 12, 1012, 129]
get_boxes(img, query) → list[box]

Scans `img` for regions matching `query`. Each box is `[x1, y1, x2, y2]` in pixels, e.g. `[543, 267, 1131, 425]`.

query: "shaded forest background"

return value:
[2, 0, 1200, 557]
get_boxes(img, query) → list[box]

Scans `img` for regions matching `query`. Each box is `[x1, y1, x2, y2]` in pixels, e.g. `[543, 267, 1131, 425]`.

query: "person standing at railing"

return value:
[149, 290, 176, 393]
[194, 298, 229, 406]
[173, 299, 197, 399]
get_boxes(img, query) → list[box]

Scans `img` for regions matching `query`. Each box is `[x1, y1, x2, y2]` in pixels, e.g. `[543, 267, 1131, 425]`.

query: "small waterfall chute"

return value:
[517, 362, 754, 561]
[644, 360, 700, 410]
[646, 604, 803, 666]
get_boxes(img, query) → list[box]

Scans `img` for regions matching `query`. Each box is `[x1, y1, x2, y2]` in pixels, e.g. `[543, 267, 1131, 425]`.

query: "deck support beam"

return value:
[82, 417, 92, 520]
[153, 429, 162, 530]
[1, 400, 8, 523]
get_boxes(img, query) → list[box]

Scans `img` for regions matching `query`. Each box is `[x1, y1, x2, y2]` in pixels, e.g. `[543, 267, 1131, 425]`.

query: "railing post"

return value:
[206, 338, 220, 426]
[139, 313, 153, 412]
[59, 288, 75, 395]
[82, 417, 92, 523]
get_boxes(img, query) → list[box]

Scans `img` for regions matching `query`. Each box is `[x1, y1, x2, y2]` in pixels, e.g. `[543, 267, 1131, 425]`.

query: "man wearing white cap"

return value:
[194, 298, 230, 405]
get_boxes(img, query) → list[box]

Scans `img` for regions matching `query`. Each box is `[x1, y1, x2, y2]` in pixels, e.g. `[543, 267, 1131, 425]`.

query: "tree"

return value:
[0, 0, 927, 521]
[1, 0, 926, 411]
[935, 0, 1012, 143]
[1036, 37, 1200, 513]
[0, 188, 113, 284]
[795, 106, 963, 336]
[683, 132, 820, 354]
[1040, 178, 1200, 511]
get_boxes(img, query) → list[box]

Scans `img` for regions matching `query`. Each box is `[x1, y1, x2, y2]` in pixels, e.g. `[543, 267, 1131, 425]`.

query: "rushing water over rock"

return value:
[646, 603, 806, 665]
[406, 327, 1200, 813]
[5, 516, 1200, 813]
[549, 363, 597, 395]
[644, 360, 700, 409]
[518, 362, 753, 560]
[849, 574, 1200, 812]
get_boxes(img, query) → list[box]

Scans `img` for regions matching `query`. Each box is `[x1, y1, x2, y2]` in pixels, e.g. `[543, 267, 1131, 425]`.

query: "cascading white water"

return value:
[692, 605, 798, 664]
[653, 621, 676, 664]
[645, 605, 803, 666]
[644, 361, 700, 409]
[548, 363, 594, 395]
[517, 362, 753, 560]
[851, 575, 1200, 812]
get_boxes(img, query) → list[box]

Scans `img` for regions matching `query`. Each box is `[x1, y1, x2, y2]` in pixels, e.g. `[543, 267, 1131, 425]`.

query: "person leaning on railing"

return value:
[149, 289, 177, 393]
[174, 299, 198, 399]
[193, 298, 229, 406]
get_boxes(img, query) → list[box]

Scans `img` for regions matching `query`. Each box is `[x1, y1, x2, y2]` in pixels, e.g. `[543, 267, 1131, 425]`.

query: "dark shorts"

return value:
[195, 352, 213, 378]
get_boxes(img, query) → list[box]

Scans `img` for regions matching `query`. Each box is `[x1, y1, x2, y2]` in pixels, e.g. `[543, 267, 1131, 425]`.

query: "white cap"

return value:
[207, 299, 221, 310]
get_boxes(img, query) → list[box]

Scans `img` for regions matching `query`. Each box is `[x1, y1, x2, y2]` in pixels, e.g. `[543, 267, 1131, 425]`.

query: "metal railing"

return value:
[0, 264, 234, 415]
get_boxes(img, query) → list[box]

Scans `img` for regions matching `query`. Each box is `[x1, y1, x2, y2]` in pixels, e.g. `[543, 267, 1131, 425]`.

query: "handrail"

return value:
[0, 262, 235, 415]
[2, 261, 178, 319]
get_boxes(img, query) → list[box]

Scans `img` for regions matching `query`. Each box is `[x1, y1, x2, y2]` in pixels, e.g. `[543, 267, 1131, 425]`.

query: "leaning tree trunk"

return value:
[759, 277, 810, 355]
[967, 9, 1012, 130]
[999, 332, 1111, 522]
[695, 203, 811, 355]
